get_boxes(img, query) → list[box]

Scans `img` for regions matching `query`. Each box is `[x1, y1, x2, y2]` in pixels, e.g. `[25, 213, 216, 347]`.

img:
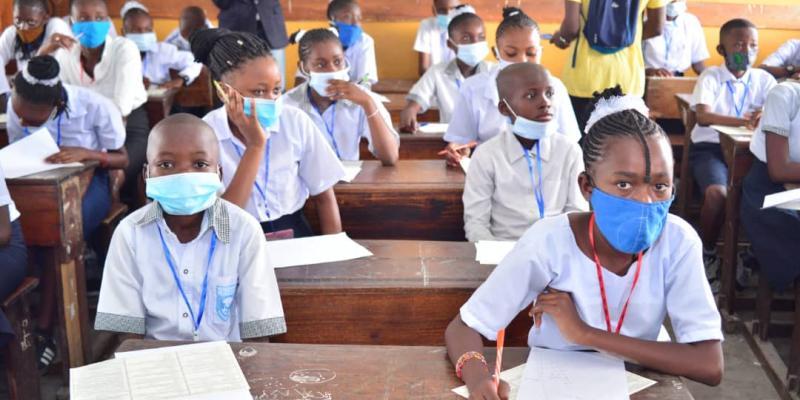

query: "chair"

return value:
[2, 277, 40, 400]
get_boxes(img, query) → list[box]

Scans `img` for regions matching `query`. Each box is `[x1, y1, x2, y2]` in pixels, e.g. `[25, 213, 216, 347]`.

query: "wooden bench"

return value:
[359, 130, 446, 160]
[645, 77, 698, 120]
[2, 277, 39, 400]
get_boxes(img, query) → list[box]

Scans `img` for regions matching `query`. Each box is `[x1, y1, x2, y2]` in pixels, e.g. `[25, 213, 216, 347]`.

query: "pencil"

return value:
[495, 329, 506, 388]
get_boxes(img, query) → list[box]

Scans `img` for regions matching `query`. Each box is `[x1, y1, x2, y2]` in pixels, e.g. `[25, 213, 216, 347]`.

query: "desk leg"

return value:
[3, 290, 40, 400]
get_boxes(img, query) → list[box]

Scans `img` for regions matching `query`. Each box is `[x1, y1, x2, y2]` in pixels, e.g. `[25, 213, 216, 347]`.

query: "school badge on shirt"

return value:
[216, 283, 237, 321]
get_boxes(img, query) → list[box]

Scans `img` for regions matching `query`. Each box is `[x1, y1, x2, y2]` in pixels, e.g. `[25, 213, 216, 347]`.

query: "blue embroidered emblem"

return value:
[215, 283, 237, 321]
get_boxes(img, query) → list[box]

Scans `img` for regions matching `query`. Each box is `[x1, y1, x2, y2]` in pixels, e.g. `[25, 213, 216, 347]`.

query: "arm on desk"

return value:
[759, 64, 793, 80]
[695, 104, 752, 128]
[311, 188, 342, 235]
[445, 316, 511, 400]
[0, 205, 10, 246]
[765, 132, 800, 183]
[400, 101, 423, 133]
[46, 147, 129, 169]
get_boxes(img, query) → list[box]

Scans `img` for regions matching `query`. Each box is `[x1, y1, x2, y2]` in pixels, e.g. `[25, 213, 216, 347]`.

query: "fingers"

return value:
[498, 380, 512, 400]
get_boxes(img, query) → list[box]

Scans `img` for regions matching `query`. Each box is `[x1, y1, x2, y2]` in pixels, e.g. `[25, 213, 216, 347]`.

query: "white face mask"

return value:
[666, 1, 687, 18]
[301, 61, 351, 97]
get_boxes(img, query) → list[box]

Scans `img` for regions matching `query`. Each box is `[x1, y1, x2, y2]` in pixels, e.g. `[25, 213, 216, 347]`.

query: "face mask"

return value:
[502, 99, 553, 141]
[665, 1, 687, 18]
[126, 32, 157, 52]
[494, 47, 515, 70]
[590, 187, 673, 254]
[308, 67, 351, 97]
[72, 20, 111, 49]
[334, 22, 363, 49]
[146, 172, 223, 216]
[436, 14, 449, 30]
[725, 48, 755, 73]
[243, 97, 283, 130]
[456, 41, 490, 67]
[17, 25, 45, 44]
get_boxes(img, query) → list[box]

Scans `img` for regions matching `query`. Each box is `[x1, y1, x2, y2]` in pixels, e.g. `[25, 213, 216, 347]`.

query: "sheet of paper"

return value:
[340, 160, 363, 183]
[460, 157, 472, 174]
[0, 113, 7, 124]
[763, 188, 800, 210]
[265, 232, 373, 269]
[475, 240, 516, 265]
[0, 128, 83, 178]
[418, 123, 448, 134]
[70, 359, 132, 400]
[710, 124, 753, 137]
[626, 371, 657, 395]
[147, 86, 169, 98]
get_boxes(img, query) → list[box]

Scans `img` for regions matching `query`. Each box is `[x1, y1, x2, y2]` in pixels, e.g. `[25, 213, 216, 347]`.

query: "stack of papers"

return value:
[70, 341, 250, 400]
[418, 123, 448, 134]
[710, 124, 753, 136]
[474, 240, 516, 265]
[459, 157, 471, 174]
[340, 160, 363, 183]
[265, 232, 373, 269]
[763, 188, 800, 210]
[0, 128, 82, 178]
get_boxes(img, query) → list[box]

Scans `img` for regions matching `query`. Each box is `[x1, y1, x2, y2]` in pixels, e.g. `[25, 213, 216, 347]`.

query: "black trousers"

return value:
[121, 106, 150, 205]
[261, 209, 314, 238]
[0, 221, 28, 347]
[569, 95, 594, 139]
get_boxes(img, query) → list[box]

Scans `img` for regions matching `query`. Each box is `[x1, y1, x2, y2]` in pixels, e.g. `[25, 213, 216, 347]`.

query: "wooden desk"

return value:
[359, 131, 446, 160]
[385, 93, 440, 124]
[645, 77, 697, 120]
[7, 163, 98, 374]
[144, 87, 179, 129]
[675, 93, 696, 218]
[116, 340, 694, 400]
[0, 113, 7, 148]
[305, 160, 466, 241]
[172, 67, 213, 109]
[372, 78, 415, 95]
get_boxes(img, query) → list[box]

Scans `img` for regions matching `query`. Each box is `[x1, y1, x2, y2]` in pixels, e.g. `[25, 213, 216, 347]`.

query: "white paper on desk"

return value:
[0, 113, 7, 124]
[418, 123, 448, 134]
[265, 232, 373, 269]
[518, 347, 629, 399]
[70, 359, 132, 400]
[340, 160, 363, 182]
[147, 86, 169, 98]
[459, 157, 472, 174]
[0, 128, 83, 178]
[763, 188, 800, 210]
[475, 240, 516, 265]
[710, 124, 753, 137]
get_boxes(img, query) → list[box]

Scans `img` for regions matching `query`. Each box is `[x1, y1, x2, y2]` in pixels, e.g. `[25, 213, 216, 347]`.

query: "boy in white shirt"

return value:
[463, 63, 587, 242]
[413, 0, 461, 76]
[327, 0, 378, 86]
[164, 6, 214, 52]
[760, 39, 800, 80]
[643, 0, 708, 77]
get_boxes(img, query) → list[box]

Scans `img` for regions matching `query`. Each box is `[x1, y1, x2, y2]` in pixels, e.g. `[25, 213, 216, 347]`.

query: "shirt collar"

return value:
[502, 127, 553, 163]
[444, 59, 493, 81]
[719, 64, 752, 84]
[136, 199, 231, 244]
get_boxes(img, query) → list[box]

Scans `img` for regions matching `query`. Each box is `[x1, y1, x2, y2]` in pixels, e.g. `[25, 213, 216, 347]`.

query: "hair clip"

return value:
[327, 27, 339, 37]
[236, 39, 244, 46]
[295, 29, 307, 43]
[226, 60, 233, 65]
[584, 95, 650, 134]
[22, 68, 60, 87]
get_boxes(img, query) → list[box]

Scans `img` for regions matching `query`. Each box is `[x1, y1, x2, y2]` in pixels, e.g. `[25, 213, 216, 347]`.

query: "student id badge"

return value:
[265, 229, 294, 241]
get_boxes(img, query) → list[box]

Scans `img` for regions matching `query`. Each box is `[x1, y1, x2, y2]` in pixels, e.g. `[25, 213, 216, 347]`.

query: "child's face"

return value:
[496, 27, 542, 64]
[223, 56, 282, 100]
[146, 124, 220, 179]
[448, 18, 485, 49]
[433, 0, 460, 15]
[71, 0, 108, 23]
[11, 96, 54, 128]
[123, 13, 153, 34]
[718, 27, 758, 64]
[179, 11, 205, 40]
[13, 4, 48, 31]
[304, 40, 347, 73]
[332, 3, 362, 26]
[499, 71, 553, 123]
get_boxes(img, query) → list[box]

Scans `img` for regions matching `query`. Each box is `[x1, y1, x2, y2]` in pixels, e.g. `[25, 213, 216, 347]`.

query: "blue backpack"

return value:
[582, 0, 641, 54]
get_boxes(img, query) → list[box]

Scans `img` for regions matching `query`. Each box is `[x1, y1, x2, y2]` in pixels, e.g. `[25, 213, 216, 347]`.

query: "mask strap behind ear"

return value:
[501, 98, 519, 119]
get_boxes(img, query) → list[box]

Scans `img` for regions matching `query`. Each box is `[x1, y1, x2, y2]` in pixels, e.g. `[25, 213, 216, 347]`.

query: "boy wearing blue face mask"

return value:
[643, 0, 708, 77]
[462, 63, 587, 242]
[689, 18, 776, 289]
[447, 87, 724, 398]
[96, 114, 286, 342]
[325, 0, 378, 87]
[413, 0, 462, 76]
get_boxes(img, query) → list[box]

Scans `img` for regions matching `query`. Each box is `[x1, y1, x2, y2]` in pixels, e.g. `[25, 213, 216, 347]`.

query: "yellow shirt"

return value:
[561, 0, 668, 98]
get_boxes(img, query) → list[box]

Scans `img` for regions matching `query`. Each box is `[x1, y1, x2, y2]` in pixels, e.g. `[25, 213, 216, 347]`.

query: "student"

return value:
[400, 10, 492, 132]
[689, 19, 776, 287]
[121, 2, 202, 89]
[446, 88, 724, 398]
[760, 39, 800, 80]
[192, 28, 345, 238]
[413, 0, 461, 76]
[463, 63, 587, 242]
[442, 7, 580, 167]
[95, 114, 286, 341]
[741, 81, 800, 291]
[643, 0, 708, 77]
[164, 6, 214, 52]
[0, 165, 27, 350]
[284, 28, 399, 165]
[38, 0, 147, 205]
[326, 0, 378, 86]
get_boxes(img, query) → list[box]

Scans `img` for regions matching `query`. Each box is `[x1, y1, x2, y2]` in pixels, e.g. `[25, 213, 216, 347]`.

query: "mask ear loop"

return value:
[501, 98, 519, 121]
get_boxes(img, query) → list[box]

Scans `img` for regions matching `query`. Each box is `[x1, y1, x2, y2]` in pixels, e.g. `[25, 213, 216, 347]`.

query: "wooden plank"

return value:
[145, 88, 179, 129]
[372, 78, 415, 95]
[173, 67, 214, 108]
[645, 77, 697, 120]
[359, 132, 445, 160]
[384, 92, 440, 124]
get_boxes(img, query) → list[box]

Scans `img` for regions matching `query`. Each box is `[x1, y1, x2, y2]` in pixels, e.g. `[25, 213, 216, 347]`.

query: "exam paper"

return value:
[0, 113, 7, 125]
[265, 232, 373, 269]
[460, 157, 472, 174]
[147, 86, 169, 98]
[763, 188, 800, 210]
[340, 160, 363, 183]
[475, 240, 516, 265]
[0, 128, 83, 178]
[418, 123, 449, 134]
[710, 124, 753, 137]
[518, 347, 629, 400]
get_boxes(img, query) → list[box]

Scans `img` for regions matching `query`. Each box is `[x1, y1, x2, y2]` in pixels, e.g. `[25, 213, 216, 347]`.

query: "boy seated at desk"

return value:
[165, 6, 214, 53]
[463, 63, 587, 242]
[643, 0, 708, 77]
[413, 0, 461, 76]
[760, 39, 800, 80]
[95, 114, 286, 342]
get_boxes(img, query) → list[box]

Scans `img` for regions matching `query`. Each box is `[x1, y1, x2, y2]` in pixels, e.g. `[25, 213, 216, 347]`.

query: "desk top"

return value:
[373, 79, 415, 94]
[675, 93, 692, 107]
[146, 86, 179, 101]
[6, 161, 97, 185]
[712, 125, 754, 142]
[115, 341, 693, 400]
[340, 160, 464, 189]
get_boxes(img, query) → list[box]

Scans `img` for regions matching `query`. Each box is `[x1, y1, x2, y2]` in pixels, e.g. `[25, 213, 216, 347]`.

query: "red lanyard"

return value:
[588, 213, 643, 334]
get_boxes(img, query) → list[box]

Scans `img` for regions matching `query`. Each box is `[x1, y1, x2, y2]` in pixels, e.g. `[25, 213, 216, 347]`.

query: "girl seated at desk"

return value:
[0, 165, 27, 350]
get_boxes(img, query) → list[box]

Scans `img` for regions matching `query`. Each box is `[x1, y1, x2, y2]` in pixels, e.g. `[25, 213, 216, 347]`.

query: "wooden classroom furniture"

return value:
[116, 340, 695, 400]
[675, 93, 697, 218]
[2, 277, 40, 400]
[372, 78, 415, 95]
[359, 131, 446, 160]
[645, 77, 698, 120]
[273, 240, 531, 347]
[144, 87, 180, 129]
[304, 160, 466, 241]
[0, 114, 7, 148]
[172, 67, 214, 109]
[384, 93, 440, 124]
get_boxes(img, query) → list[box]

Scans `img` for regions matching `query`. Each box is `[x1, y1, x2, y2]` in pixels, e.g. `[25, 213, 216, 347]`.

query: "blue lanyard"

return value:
[24, 113, 62, 145]
[308, 87, 341, 158]
[726, 75, 752, 118]
[232, 139, 272, 220]
[156, 224, 218, 340]
[522, 142, 545, 219]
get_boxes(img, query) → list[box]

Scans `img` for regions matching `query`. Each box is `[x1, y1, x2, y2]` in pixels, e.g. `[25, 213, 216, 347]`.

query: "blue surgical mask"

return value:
[72, 20, 111, 49]
[146, 172, 223, 216]
[436, 14, 449, 30]
[243, 97, 283, 130]
[126, 32, 158, 52]
[456, 41, 490, 67]
[590, 187, 674, 254]
[502, 99, 554, 141]
[665, 1, 687, 19]
[334, 22, 363, 49]
[307, 66, 351, 97]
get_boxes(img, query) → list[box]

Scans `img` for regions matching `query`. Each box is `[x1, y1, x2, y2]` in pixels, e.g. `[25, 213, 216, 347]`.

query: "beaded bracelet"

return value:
[455, 351, 488, 379]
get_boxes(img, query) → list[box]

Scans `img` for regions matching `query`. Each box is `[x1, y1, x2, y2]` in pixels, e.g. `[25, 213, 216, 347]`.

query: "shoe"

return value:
[36, 333, 57, 371]
[704, 254, 721, 294]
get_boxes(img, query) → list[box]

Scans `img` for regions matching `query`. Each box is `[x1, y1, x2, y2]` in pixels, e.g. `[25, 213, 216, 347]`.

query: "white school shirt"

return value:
[406, 59, 494, 123]
[203, 105, 346, 223]
[750, 81, 800, 163]
[413, 17, 455, 66]
[461, 213, 724, 349]
[282, 82, 398, 161]
[762, 39, 800, 68]
[141, 42, 203, 86]
[643, 13, 708, 73]
[463, 128, 588, 242]
[346, 32, 378, 85]
[95, 199, 286, 341]
[0, 18, 72, 74]
[54, 35, 147, 117]
[690, 65, 776, 144]
[444, 65, 581, 145]
[164, 20, 215, 52]
[0, 165, 20, 222]
[6, 84, 126, 151]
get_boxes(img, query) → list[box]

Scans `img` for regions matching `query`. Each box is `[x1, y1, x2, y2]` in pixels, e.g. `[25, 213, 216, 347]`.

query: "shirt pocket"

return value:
[211, 275, 239, 325]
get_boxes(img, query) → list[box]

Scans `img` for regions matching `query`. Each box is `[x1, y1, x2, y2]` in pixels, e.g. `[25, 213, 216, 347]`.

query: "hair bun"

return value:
[502, 6, 527, 20]
[190, 28, 230, 65]
[26, 55, 60, 80]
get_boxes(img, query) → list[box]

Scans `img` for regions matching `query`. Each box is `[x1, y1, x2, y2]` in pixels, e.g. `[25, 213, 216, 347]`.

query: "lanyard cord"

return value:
[522, 142, 545, 218]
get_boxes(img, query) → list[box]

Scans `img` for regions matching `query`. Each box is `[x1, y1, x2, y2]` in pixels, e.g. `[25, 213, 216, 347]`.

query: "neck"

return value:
[728, 67, 747, 79]
[81, 44, 103, 60]
[667, 15, 677, 22]
[513, 134, 537, 150]
[590, 216, 638, 274]
[309, 87, 335, 112]
[455, 59, 478, 78]
[163, 212, 204, 244]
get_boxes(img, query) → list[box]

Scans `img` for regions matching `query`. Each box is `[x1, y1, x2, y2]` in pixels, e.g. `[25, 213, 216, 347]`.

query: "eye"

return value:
[654, 183, 671, 192]
[616, 181, 632, 190]
[524, 91, 536, 100]
[252, 89, 266, 97]
[194, 160, 210, 168]
[315, 61, 325, 69]
[273, 87, 282, 96]
[157, 161, 174, 169]
[545, 88, 555, 99]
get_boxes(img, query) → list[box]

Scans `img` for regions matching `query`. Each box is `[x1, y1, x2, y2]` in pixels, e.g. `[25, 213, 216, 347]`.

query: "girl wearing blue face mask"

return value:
[323, 0, 378, 87]
[283, 28, 398, 165]
[446, 86, 724, 398]
[192, 28, 346, 239]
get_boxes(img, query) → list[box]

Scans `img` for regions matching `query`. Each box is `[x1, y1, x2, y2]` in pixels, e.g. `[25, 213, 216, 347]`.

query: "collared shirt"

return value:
[282, 82, 398, 161]
[461, 213, 724, 349]
[203, 105, 345, 223]
[463, 128, 588, 242]
[54, 35, 147, 117]
[6, 84, 126, 151]
[751, 81, 800, 163]
[346, 32, 378, 85]
[95, 199, 286, 341]
[0, 17, 73, 94]
[643, 13, 708, 74]
[691, 65, 776, 144]
[413, 17, 455, 66]
[141, 42, 203, 86]
[443, 65, 581, 145]
[762, 39, 800, 68]
[164, 20, 215, 52]
[406, 59, 494, 123]
[0, 165, 20, 222]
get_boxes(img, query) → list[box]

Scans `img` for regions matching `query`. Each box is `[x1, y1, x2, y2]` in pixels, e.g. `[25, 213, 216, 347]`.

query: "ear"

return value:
[142, 163, 149, 180]
[578, 171, 594, 203]
[446, 38, 457, 52]
[492, 46, 500, 60]
[218, 165, 224, 181]
[498, 99, 512, 118]
[716, 44, 726, 57]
